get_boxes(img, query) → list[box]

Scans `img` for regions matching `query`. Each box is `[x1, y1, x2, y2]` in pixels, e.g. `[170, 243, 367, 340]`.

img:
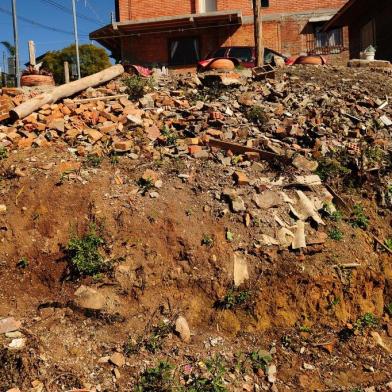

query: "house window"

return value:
[314, 24, 343, 48]
[169, 37, 200, 66]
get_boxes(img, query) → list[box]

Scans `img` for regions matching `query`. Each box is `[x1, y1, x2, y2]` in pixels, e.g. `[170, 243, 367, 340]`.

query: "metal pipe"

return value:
[11, 0, 20, 87]
[71, 0, 81, 79]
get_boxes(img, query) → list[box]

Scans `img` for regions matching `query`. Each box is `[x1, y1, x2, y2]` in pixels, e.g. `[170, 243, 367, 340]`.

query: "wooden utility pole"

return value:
[64, 61, 70, 84]
[28, 40, 36, 66]
[11, 0, 20, 87]
[252, 0, 264, 66]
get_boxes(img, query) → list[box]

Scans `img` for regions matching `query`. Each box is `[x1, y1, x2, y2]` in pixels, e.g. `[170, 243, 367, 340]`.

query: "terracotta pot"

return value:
[21, 74, 55, 87]
[208, 58, 235, 70]
[294, 55, 327, 66]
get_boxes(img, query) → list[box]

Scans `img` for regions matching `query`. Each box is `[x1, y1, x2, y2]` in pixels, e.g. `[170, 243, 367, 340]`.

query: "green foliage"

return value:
[0, 41, 15, 56]
[42, 44, 111, 84]
[246, 106, 269, 125]
[0, 147, 8, 160]
[186, 356, 228, 392]
[216, 289, 250, 310]
[135, 361, 175, 392]
[201, 234, 214, 247]
[328, 228, 343, 241]
[123, 75, 153, 100]
[66, 229, 105, 277]
[85, 155, 103, 168]
[385, 302, 392, 316]
[16, 257, 29, 269]
[137, 177, 154, 195]
[350, 204, 369, 229]
[299, 325, 311, 333]
[316, 157, 351, 181]
[225, 229, 234, 242]
[161, 126, 177, 145]
[365, 146, 384, 164]
[249, 350, 272, 372]
[355, 313, 378, 331]
[384, 238, 392, 251]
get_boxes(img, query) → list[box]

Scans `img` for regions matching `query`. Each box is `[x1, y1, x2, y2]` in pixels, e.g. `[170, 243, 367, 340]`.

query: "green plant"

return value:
[66, 229, 106, 277]
[246, 106, 268, 125]
[161, 126, 177, 145]
[215, 289, 250, 310]
[16, 257, 29, 269]
[299, 325, 311, 333]
[365, 146, 384, 164]
[186, 356, 228, 392]
[329, 296, 341, 308]
[201, 234, 214, 247]
[137, 177, 154, 195]
[328, 228, 343, 241]
[123, 75, 153, 100]
[0, 147, 8, 160]
[110, 153, 119, 165]
[385, 238, 392, 251]
[226, 229, 234, 242]
[144, 322, 172, 353]
[350, 204, 369, 229]
[355, 313, 378, 331]
[249, 350, 272, 372]
[385, 302, 392, 316]
[135, 361, 175, 392]
[316, 157, 351, 182]
[85, 155, 103, 168]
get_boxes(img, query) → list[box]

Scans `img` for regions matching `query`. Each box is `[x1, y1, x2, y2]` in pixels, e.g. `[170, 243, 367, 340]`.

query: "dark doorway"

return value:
[169, 37, 200, 66]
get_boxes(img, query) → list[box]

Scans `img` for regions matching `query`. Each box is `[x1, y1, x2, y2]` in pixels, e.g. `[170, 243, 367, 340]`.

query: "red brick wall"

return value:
[117, 0, 348, 22]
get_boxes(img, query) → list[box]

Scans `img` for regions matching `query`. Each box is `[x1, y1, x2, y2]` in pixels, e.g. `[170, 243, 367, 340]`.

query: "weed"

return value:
[137, 177, 154, 195]
[161, 126, 177, 145]
[225, 229, 234, 242]
[135, 361, 175, 392]
[246, 106, 269, 125]
[249, 350, 272, 372]
[201, 234, 214, 247]
[323, 204, 343, 222]
[329, 296, 341, 308]
[354, 313, 378, 331]
[66, 229, 106, 277]
[144, 322, 172, 353]
[186, 355, 228, 392]
[299, 325, 311, 333]
[85, 155, 102, 168]
[350, 204, 369, 229]
[110, 153, 119, 165]
[385, 302, 392, 316]
[123, 75, 153, 101]
[328, 228, 343, 241]
[316, 157, 351, 182]
[185, 209, 193, 216]
[215, 289, 250, 310]
[384, 238, 392, 251]
[365, 146, 384, 164]
[16, 257, 29, 269]
[0, 146, 8, 160]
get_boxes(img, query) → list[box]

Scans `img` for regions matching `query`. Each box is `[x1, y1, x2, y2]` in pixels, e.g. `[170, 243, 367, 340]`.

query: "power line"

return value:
[0, 5, 90, 37]
[83, 0, 104, 24]
[38, 0, 101, 25]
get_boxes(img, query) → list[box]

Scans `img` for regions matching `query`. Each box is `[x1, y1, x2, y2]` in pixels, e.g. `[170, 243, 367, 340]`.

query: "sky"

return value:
[0, 0, 114, 71]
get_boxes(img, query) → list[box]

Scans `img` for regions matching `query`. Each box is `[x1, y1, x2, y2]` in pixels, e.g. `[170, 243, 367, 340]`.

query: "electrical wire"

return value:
[83, 0, 105, 24]
[38, 0, 102, 25]
[0, 5, 90, 37]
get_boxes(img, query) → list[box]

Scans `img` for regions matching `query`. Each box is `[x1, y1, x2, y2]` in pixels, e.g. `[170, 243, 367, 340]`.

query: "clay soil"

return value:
[0, 67, 392, 392]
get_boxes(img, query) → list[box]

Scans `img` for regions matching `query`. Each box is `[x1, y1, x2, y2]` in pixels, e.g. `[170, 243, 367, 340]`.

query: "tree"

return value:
[42, 44, 111, 84]
[0, 41, 16, 57]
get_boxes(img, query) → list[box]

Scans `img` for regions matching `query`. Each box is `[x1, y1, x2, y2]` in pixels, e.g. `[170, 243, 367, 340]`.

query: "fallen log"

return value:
[11, 64, 125, 120]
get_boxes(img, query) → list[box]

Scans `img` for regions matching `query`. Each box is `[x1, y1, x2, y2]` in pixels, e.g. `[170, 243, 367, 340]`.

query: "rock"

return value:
[233, 253, 249, 287]
[267, 363, 277, 383]
[292, 155, 318, 172]
[113, 140, 133, 152]
[84, 128, 103, 143]
[74, 285, 105, 310]
[0, 317, 21, 334]
[175, 316, 191, 342]
[8, 338, 26, 350]
[127, 114, 143, 126]
[303, 363, 315, 370]
[142, 169, 159, 183]
[233, 171, 249, 185]
[231, 196, 246, 212]
[0, 204, 6, 214]
[253, 191, 284, 209]
[109, 352, 126, 367]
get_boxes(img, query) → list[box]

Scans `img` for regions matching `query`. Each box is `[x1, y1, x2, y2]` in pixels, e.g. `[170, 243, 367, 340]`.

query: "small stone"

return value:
[292, 155, 318, 172]
[109, 352, 126, 367]
[113, 140, 133, 152]
[303, 363, 315, 370]
[0, 317, 21, 334]
[142, 169, 159, 183]
[149, 191, 159, 198]
[0, 204, 6, 214]
[74, 286, 105, 310]
[8, 338, 26, 350]
[5, 331, 23, 338]
[233, 171, 249, 185]
[175, 316, 191, 342]
[127, 114, 143, 126]
[267, 363, 277, 383]
[113, 367, 121, 380]
[231, 197, 246, 212]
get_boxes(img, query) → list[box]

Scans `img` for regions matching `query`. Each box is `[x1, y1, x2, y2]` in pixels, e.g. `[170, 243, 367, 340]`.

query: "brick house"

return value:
[90, 0, 350, 68]
[324, 0, 392, 62]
